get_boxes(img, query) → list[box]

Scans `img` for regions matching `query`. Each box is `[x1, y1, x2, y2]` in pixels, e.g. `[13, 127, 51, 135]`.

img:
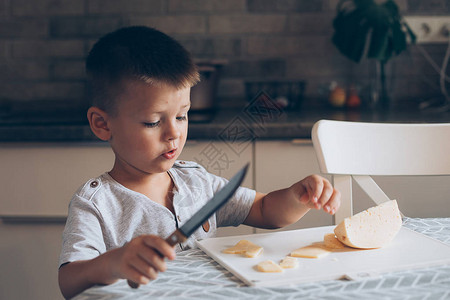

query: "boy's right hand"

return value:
[111, 235, 176, 285]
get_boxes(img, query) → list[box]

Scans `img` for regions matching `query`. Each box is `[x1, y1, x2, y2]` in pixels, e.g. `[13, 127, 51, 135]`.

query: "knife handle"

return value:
[127, 229, 187, 289]
[166, 229, 187, 246]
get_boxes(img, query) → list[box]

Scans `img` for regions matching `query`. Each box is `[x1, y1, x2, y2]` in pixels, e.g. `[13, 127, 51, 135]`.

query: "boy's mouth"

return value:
[162, 149, 177, 160]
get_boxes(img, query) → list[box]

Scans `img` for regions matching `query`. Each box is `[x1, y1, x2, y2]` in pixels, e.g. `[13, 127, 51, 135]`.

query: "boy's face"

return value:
[107, 79, 190, 176]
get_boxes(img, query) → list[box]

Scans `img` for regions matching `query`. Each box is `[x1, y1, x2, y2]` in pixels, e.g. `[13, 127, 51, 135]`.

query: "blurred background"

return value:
[0, 0, 449, 117]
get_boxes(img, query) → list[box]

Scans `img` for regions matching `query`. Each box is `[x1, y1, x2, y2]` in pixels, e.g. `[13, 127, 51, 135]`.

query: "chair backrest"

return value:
[311, 120, 450, 223]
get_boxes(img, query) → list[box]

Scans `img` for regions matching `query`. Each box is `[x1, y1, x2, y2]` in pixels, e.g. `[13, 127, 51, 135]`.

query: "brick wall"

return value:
[0, 0, 449, 112]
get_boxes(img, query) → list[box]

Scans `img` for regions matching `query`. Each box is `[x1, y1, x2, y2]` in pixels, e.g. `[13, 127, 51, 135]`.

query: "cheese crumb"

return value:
[323, 233, 346, 249]
[279, 256, 299, 269]
[256, 260, 284, 273]
[222, 240, 263, 258]
[290, 245, 331, 259]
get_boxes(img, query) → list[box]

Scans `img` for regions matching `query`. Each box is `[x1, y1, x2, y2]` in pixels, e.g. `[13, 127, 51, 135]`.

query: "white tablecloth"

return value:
[74, 218, 450, 300]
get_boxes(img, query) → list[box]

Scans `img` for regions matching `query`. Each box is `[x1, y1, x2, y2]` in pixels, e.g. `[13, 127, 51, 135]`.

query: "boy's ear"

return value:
[87, 107, 111, 141]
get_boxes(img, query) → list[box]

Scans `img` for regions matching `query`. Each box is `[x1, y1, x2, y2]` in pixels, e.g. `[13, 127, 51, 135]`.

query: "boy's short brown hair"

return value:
[86, 26, 199, 115]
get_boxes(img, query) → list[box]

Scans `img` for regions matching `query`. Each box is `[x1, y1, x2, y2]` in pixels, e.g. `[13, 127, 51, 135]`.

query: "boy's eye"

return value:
[144, 121, 160, 128]
[176, 115, 187, 121]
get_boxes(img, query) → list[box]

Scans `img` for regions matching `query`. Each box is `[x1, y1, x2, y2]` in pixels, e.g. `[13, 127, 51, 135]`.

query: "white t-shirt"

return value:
[59, 161, 255, 267]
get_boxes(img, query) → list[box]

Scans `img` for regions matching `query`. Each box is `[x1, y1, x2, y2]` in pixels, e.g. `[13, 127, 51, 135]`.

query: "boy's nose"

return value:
[165, 121, 181, 140]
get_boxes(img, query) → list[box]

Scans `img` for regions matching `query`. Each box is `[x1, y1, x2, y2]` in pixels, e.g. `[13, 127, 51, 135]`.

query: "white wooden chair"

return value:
[311, 120, 450, 224]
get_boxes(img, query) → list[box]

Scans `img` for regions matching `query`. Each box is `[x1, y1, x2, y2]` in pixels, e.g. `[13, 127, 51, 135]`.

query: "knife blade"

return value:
[128, 163, 249, 288]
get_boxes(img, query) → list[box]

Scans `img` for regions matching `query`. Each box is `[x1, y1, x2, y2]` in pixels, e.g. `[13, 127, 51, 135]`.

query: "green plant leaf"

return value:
[331, 0, 414, 63]
[332, 5, 372, 62]
[367, 21, 389, 60]
[403, 21, 417, 44]
[391, 20, 407, 55]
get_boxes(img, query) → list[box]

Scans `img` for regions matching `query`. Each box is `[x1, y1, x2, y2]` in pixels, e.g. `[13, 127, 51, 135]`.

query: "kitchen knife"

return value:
[128, 162, 249, 288]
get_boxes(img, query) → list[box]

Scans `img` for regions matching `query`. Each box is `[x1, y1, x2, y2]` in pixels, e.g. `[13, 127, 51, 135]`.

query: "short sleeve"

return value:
[59, 194, 106, 267]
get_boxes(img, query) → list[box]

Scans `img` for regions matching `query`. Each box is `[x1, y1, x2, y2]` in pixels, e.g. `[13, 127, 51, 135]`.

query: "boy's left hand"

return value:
[296, 174, 340, 215]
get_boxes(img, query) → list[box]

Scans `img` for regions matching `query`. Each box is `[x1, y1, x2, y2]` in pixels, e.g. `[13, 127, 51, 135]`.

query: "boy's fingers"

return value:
[317, 180, 334, 207]
[312, 176, 325, 202]
[129, 254, 160, 280]
[143, 235, 176, 260]
[138, 248, 167, 273]
[323, 189, 341, 215]
[126, 257, 153, 284]
[306, 176, 324, 208]
[128, 271, 150, 285]
[301, 175, 323, 205]
[299, 184, 312, 204]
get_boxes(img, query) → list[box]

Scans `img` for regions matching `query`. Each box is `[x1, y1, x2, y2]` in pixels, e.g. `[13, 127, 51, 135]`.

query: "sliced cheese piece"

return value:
[323, 233, 346, 249]
[222, 240, 263, 258]
[279, 256, 298, 269]
[290, 245, 331, 258]
[334, 200, 402, 249]
[256, 260, 283, 273]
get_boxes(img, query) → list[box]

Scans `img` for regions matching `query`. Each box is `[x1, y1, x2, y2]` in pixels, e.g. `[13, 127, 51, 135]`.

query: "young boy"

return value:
[58, 26, 341, 299]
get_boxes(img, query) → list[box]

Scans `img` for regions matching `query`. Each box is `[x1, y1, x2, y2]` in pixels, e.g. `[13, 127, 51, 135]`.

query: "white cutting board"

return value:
[196, 226, 450, 286]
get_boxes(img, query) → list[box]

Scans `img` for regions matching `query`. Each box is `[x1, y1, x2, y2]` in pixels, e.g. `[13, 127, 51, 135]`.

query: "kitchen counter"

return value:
[1, 106, 450, 142]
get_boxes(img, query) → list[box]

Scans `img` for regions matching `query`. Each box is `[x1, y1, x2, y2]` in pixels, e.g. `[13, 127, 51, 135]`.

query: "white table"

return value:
[74, 218, 450, 300]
